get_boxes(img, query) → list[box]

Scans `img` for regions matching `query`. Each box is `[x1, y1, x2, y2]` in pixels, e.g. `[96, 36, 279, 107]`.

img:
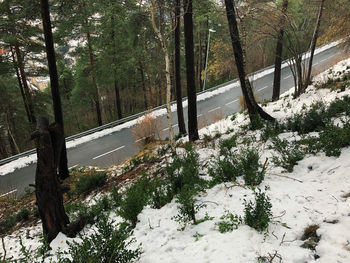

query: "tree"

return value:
[183, 0, 199, 141]
[272, 0, 288, 101]
[149, 0, 175, 150]
[40, 0, 69, 180]
[174, 0, 187, 136]
[224, 0, 274, 125]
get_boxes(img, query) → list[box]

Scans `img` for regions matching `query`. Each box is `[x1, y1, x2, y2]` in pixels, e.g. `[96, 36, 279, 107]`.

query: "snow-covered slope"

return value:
[1, 58, 350, 263]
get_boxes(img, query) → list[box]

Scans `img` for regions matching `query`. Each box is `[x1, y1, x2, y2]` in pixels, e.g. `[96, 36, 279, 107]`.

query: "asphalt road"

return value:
[0, 43, 347, 196]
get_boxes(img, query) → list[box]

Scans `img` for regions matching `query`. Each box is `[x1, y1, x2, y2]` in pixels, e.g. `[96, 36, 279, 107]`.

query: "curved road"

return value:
[0, 42, 348, 195]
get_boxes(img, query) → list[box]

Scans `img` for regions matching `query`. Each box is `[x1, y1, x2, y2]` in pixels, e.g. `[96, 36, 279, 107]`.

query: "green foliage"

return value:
[239, 148, 265, 186]
[74, 171, 107, 195]
[148, 177, 172, 209]
[271, 137, 305, 172]
[260, 121, 284, 142]
[58, 216, 140, 263]
[217, 210, 242, 233]
[0, 214, 16, 234]
[244, 189, 272, 232]
[327, 95, 350, 117]
[219, 134, 237, 156]
[118, 176, 151, 227]
[208, 157, 239, 186]
[318, 122, 350, 157]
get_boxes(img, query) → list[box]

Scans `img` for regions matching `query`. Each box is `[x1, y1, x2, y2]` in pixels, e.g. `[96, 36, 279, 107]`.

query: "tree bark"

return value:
[183, 0, 199, 141]
[31, 117, 69, 243]
[305, 0, 325, 89]
[224, 0, 274, 124]
[198, 21, 203, 91]
[272, 0, 288, 101]
[174, 0, 187, 136]
[138, 59, 149, 110]
[14, 44, 36, 125]
[40, 0, 70, 180]
[150, 0, 175, 150]
[86, 32, 102, 126]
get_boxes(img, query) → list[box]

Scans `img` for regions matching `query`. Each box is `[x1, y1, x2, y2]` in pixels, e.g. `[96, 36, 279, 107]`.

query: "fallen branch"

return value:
[268, 173, 303, 183]
[1, 236, 6, 261]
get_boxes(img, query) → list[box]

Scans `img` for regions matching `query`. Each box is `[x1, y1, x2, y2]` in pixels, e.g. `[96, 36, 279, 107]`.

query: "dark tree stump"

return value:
[31, 117, 70, 243]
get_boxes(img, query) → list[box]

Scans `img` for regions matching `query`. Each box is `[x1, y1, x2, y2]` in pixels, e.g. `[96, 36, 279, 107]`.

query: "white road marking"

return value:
[313, 62, 319, 66]
[161, 124, 178, 132]
[225, 99, 239, 106]
[197, 114, 203, 118]
[283, 75, 292, 80]
[69, 165, 77, 170]
[320, 58, 328, 63]
[258, 85, 269, 92]
[92, 146, 125, 160]
[208, 106, 221, 113]
[135, 137, 147, 143]
[0, 189, 17, 197]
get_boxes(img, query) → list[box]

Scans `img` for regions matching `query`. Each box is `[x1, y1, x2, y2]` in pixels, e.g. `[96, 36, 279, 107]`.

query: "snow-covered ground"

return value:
[1, 58, 350, 263]
[0, 39, 345, 177]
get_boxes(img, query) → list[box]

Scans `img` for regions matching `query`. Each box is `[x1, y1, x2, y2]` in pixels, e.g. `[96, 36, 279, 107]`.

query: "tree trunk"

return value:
[175, 0, 187, 136]
[114, 76, 123, 119]
[138, 59, 148, 110]
[31, 117, 69, 243]
[14, 44, 36, 125]
[272, 0, 288, 101]
[305, 0, 325, 89]
[86, 32, 102, 126]
[5, 111, 20, 155]
[150, 0, 175, 150]
[198, 21, 203, 91]
[183, 0, 199, 141]
[224, 0, 274, 124]
[10, 46, 31, 123]
[40, 0, 69, 180]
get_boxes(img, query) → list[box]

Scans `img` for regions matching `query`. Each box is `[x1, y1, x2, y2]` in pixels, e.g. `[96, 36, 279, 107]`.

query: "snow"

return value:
[1, 57, 350, 262]
[0, 38, 345, 176]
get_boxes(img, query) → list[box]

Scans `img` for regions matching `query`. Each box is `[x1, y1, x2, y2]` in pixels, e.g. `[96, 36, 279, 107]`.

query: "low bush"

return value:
[318, 122, 350, 157]
[74, 171, 107, 195]
[244, 189, 272, 232]
[217, 210, 242, 233]
[239, 148, 265, 186]
[119, 176, 152, 227]
[327, 95, 350, 117]
[57, 215, 140, 263]
[271, 137, 304, 172]
[208, 158, 239, 186]
[15, 208, 30, 222]
[219, 134, 237, 156]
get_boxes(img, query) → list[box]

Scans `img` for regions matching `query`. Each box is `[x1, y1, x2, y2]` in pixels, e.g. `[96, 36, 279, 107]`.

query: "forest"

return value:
[0, 0, 349, 159]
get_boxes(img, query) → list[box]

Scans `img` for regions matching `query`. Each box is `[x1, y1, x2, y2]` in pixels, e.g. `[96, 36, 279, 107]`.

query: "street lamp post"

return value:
[202, 28, 216, 91]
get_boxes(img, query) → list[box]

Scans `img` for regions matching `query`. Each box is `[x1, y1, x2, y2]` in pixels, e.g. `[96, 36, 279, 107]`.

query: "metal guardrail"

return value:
[0, 39, 344, 167]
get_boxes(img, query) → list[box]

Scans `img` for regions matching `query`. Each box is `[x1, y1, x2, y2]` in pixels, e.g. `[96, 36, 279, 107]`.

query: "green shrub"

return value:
[219, 134, 237, 156]
[318, 122, 350, 157]
[285, 102, 328, 134]
[0, 214, 16, 234]
[271, 137, 304, 172]
[75, 171, 107, 195]
[260, 121, 284, 142]
[167, 143, 206, 225]
[119, 177, 151, 227]
[16, 208, 30, 222]
[239, 148, 265, 186]
[327, 96, 350, 117]
[58, 215, 140, 263]
[208, 158, 239, 186]
[217, 210, 242, 233]
[244, 189, 272, 232]
[148, 177, 172, 209]
[111, 186, 123, 208]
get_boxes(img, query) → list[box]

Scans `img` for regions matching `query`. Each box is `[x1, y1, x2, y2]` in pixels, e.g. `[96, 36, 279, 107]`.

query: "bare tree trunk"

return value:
[5, 111, 20, 155]
[224, 0, 274, 124]
[40, 0, 69, 180]
[86, 32, 102, 126]
[198, 21, 203, 91]
[305, 0, 325, 88]
[150, 0, 175, 150]
[175, 0, 187, 136]
[183, 0, 199, 141]
[14, 44, 36, 125]
[272, 0, 288, 101]
[114, 76, 123, 119]
[138, 59, 148, 110]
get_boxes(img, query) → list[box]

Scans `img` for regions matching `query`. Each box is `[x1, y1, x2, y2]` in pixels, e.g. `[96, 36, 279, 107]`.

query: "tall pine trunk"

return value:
[272, 0, 288, 101]
[40, 0, 69, 180]
[183, 0, 199, 141]
[224, 0, 274, 124]
[150, 0, 175, 150]
[14, 44, 36, 125]
[138, 59, 149, 110]
[305, 0, 325, 88]
[86, 32, 102, 126]
[174, 0, 187, 136]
